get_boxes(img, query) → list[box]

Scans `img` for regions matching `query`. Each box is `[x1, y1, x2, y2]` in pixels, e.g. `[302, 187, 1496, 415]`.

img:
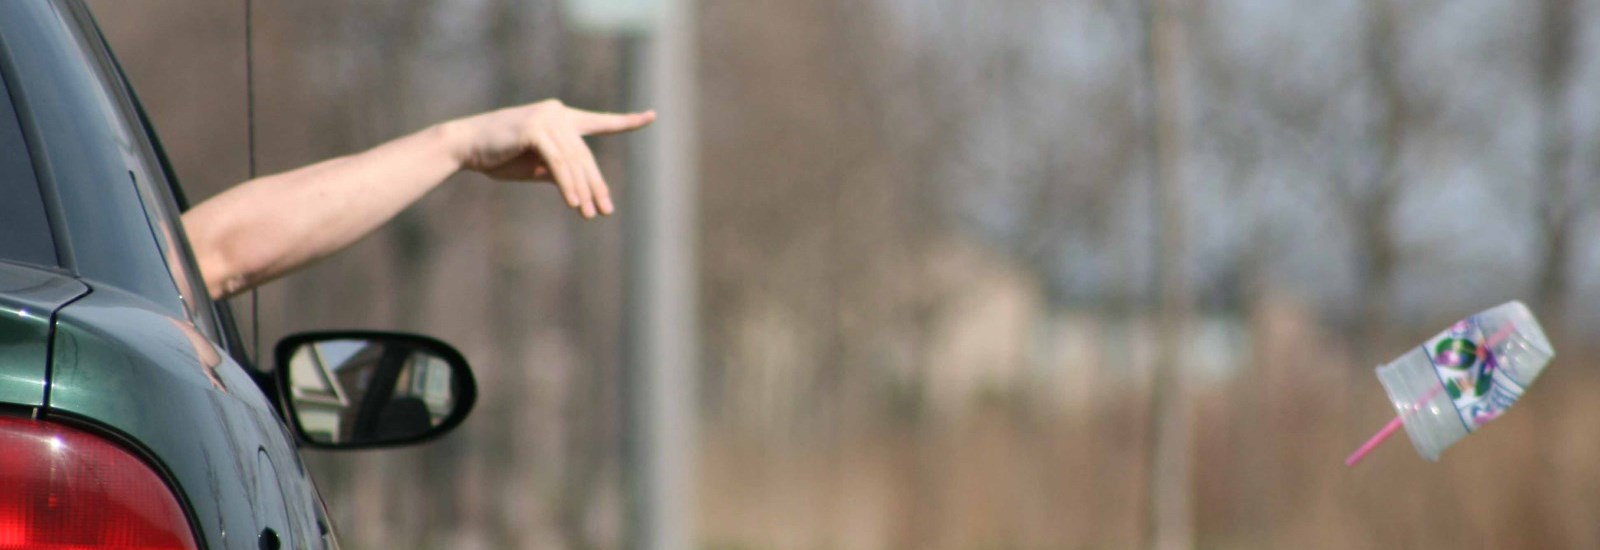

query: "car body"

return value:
[0, 2, 477, 548]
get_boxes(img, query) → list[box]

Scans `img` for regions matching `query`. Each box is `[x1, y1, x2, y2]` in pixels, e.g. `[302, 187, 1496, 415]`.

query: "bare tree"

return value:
[1533, 0, 1578, 331]
[1140, 0, 1193, 547]
[1343, 0, 1406, 348]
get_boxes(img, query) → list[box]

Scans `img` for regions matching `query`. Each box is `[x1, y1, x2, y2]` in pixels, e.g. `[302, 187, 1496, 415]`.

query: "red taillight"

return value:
[0, 416, 198, 550]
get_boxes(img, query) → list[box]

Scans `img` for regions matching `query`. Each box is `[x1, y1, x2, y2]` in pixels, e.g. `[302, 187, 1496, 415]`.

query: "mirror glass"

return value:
[283, 338, 463, 446]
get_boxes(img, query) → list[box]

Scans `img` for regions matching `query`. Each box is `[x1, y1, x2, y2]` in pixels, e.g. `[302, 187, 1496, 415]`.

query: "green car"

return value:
[0, 1, 478, 548]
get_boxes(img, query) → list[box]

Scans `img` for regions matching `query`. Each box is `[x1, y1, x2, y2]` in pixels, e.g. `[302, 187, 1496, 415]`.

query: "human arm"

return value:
[181, 100, 655, 299]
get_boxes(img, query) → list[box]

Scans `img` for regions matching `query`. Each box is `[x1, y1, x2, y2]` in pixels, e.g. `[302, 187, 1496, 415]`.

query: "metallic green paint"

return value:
[49, 285, 321, 549]
[0, 262, 87, 407]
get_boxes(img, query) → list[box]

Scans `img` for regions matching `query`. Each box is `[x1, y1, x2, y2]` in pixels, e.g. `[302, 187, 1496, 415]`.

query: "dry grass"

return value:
[699, 328, 1600, 550]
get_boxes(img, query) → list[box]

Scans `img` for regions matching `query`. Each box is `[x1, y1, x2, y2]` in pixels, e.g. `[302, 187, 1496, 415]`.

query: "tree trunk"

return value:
[1141, 0, 1193, 547]
[1534, 0, 1576, 331]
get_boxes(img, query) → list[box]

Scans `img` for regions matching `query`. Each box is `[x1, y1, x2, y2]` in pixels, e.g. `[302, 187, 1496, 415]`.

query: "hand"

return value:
[445, 99, 656, 218]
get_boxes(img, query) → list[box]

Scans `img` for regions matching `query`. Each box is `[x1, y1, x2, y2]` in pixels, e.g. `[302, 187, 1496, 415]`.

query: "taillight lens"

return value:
[0, 416, 198, 550]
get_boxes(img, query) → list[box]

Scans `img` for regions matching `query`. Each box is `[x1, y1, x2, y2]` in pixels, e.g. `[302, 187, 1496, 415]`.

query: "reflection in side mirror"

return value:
[274, 332, 477, 449]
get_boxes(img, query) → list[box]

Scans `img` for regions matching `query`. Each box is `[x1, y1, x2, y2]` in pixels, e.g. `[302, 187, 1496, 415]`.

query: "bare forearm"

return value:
[184, 124, 461, 298]
[181, 100, 653, 299]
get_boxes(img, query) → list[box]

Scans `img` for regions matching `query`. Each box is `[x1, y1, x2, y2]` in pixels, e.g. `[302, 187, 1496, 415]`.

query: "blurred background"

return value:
[89, 0, 1600, 548]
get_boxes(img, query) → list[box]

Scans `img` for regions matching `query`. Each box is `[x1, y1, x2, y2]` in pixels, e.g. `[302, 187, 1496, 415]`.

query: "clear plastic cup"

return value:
[1374, 301, 1555, 461]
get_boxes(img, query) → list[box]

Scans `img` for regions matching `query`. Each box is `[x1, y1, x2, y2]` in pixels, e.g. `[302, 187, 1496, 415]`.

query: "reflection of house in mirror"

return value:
[328, 342, 385, 439]
[286, 340, 377, 443]
[288, 340, 458, 444]
[404, 354, 455, 420]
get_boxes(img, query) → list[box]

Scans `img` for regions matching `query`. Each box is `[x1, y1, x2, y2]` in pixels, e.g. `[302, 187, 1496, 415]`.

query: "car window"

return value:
[0, 63, 57, 268]
[130, 176, 221, 342]
[63, 1, 223, 343]
[0, 1, 219, 341]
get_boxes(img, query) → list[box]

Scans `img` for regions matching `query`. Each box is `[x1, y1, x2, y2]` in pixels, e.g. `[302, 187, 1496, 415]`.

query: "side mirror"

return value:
[273, 331, 477, 450]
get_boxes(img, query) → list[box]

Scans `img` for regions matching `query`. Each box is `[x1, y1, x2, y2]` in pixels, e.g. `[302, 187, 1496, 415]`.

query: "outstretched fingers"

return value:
[573, 109, 657, 136]
[568, 133, 613, 215]
[562, 133, 596, 218]
[567, 109, 649, 216]
[541, 129, 607, 218]
[477, 102, 653, 218]
[558, 108, 640, 217]
[535, 131, 581, 210]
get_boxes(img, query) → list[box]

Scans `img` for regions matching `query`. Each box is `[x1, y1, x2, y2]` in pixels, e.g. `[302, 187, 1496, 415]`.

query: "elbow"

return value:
[189, 225, 259, 300]
[214, 272, 253, 301]
[195, 245, 244, 300]
[182, 193, 283, 300]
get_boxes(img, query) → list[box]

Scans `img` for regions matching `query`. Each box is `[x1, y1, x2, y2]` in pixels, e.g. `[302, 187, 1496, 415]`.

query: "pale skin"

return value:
[182, 100, 656, 299]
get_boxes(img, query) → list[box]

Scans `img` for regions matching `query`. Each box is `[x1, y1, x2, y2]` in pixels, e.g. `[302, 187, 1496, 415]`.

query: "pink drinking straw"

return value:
[1344, 415, 1410, 466]
[1343, 323, 1516, 466]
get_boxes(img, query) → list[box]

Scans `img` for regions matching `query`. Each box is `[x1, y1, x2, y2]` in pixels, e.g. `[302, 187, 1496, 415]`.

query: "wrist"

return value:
[428, 119, 469, 170]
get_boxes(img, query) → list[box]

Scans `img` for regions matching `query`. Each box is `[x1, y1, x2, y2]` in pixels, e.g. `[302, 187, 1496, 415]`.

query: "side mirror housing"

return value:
[273, 331, 477, 450]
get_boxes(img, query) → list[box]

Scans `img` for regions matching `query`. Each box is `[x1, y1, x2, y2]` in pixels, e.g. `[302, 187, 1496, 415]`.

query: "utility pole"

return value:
[623, 4, 698, 547]
[564, 0, 697, 549]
